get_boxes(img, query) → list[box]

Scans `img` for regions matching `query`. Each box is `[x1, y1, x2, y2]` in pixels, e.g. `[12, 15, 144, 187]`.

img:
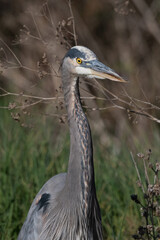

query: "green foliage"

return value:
[0, 105, 69, 239]
[0, 102, 159, 240]
[94, 139, 140, 239]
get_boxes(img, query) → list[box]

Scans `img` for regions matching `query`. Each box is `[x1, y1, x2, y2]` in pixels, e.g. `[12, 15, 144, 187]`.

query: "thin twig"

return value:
[83, 105, 118, 111]
[143, 157, 150, 186]
[130, 152, 145, 193]
[0, 38, 22, 66]
[30, 11, 43, 42]
[68, 0, 77, 45]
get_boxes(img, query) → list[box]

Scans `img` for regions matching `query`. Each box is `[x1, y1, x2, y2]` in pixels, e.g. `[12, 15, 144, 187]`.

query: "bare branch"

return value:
[68, 0, 77, 45]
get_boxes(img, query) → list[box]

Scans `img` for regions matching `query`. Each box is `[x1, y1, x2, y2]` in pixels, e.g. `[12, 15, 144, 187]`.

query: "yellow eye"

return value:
[76, 58, 82, 64]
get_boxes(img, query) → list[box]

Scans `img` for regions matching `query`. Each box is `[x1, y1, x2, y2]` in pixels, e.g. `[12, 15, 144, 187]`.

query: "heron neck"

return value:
[62, 71, 95, 207]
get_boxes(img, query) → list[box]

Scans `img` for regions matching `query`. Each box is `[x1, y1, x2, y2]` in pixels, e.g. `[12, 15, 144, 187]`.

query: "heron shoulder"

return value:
[17, 173, 67, 240]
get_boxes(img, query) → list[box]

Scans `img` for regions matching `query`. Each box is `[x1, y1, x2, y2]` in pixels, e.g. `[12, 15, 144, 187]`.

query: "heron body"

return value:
[18, 46, 125, 240]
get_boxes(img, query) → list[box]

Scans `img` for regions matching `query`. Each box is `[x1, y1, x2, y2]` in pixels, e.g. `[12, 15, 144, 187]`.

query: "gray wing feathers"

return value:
[39, 196, 103, 240]
[17, 173, 66, 240]
[17, 172, 103, 240]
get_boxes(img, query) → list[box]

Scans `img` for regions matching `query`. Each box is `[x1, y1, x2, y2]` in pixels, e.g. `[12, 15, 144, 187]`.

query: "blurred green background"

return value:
[0, 0, 160, 239]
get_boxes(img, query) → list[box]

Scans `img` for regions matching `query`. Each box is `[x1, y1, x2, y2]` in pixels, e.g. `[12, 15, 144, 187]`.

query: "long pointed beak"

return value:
[88, 59, 126, 82]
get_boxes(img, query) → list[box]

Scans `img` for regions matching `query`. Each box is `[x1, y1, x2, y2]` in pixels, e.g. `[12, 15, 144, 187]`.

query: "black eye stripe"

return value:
[65, 48, 86, 59]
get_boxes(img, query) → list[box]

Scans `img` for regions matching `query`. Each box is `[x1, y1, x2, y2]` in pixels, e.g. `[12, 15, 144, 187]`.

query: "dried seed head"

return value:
[148, 184, 153, 194]
[156, 163, 160, 171]
[147, 225, 153, 232]
[155, 207, 160, 217]
[61, 20, 66, 27]
[138, 226, 146, 236]
[153, 201, 158, 209]
[156, 227, 160, 234]
[8, 102, 16, 110]
[143, 193, 148, 199]
[132, 234, 140, 239]
[148, 162, 153, 169]
[137, 153, 144, 158]
[130, 194, 140, 204]
[152, 184, 160, 196]
[11, 112, 20, 122]
[136, 180, 142, 188]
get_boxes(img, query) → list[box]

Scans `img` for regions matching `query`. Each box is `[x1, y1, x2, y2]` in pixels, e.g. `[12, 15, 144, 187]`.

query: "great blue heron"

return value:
[18, 46, 125, 240]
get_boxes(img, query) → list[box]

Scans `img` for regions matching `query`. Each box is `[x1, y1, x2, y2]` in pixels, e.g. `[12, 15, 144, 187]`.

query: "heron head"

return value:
[62, 46, 126, 82]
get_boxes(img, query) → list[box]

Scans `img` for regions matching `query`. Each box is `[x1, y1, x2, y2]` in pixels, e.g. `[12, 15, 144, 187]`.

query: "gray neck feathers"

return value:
[61, 69, 95, 213]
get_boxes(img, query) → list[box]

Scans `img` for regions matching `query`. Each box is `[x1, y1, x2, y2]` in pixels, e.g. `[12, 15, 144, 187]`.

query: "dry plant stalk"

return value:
[0, 1, 78, 126]
[131, 150, 160, 240]
[0, 1, 160, 127]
